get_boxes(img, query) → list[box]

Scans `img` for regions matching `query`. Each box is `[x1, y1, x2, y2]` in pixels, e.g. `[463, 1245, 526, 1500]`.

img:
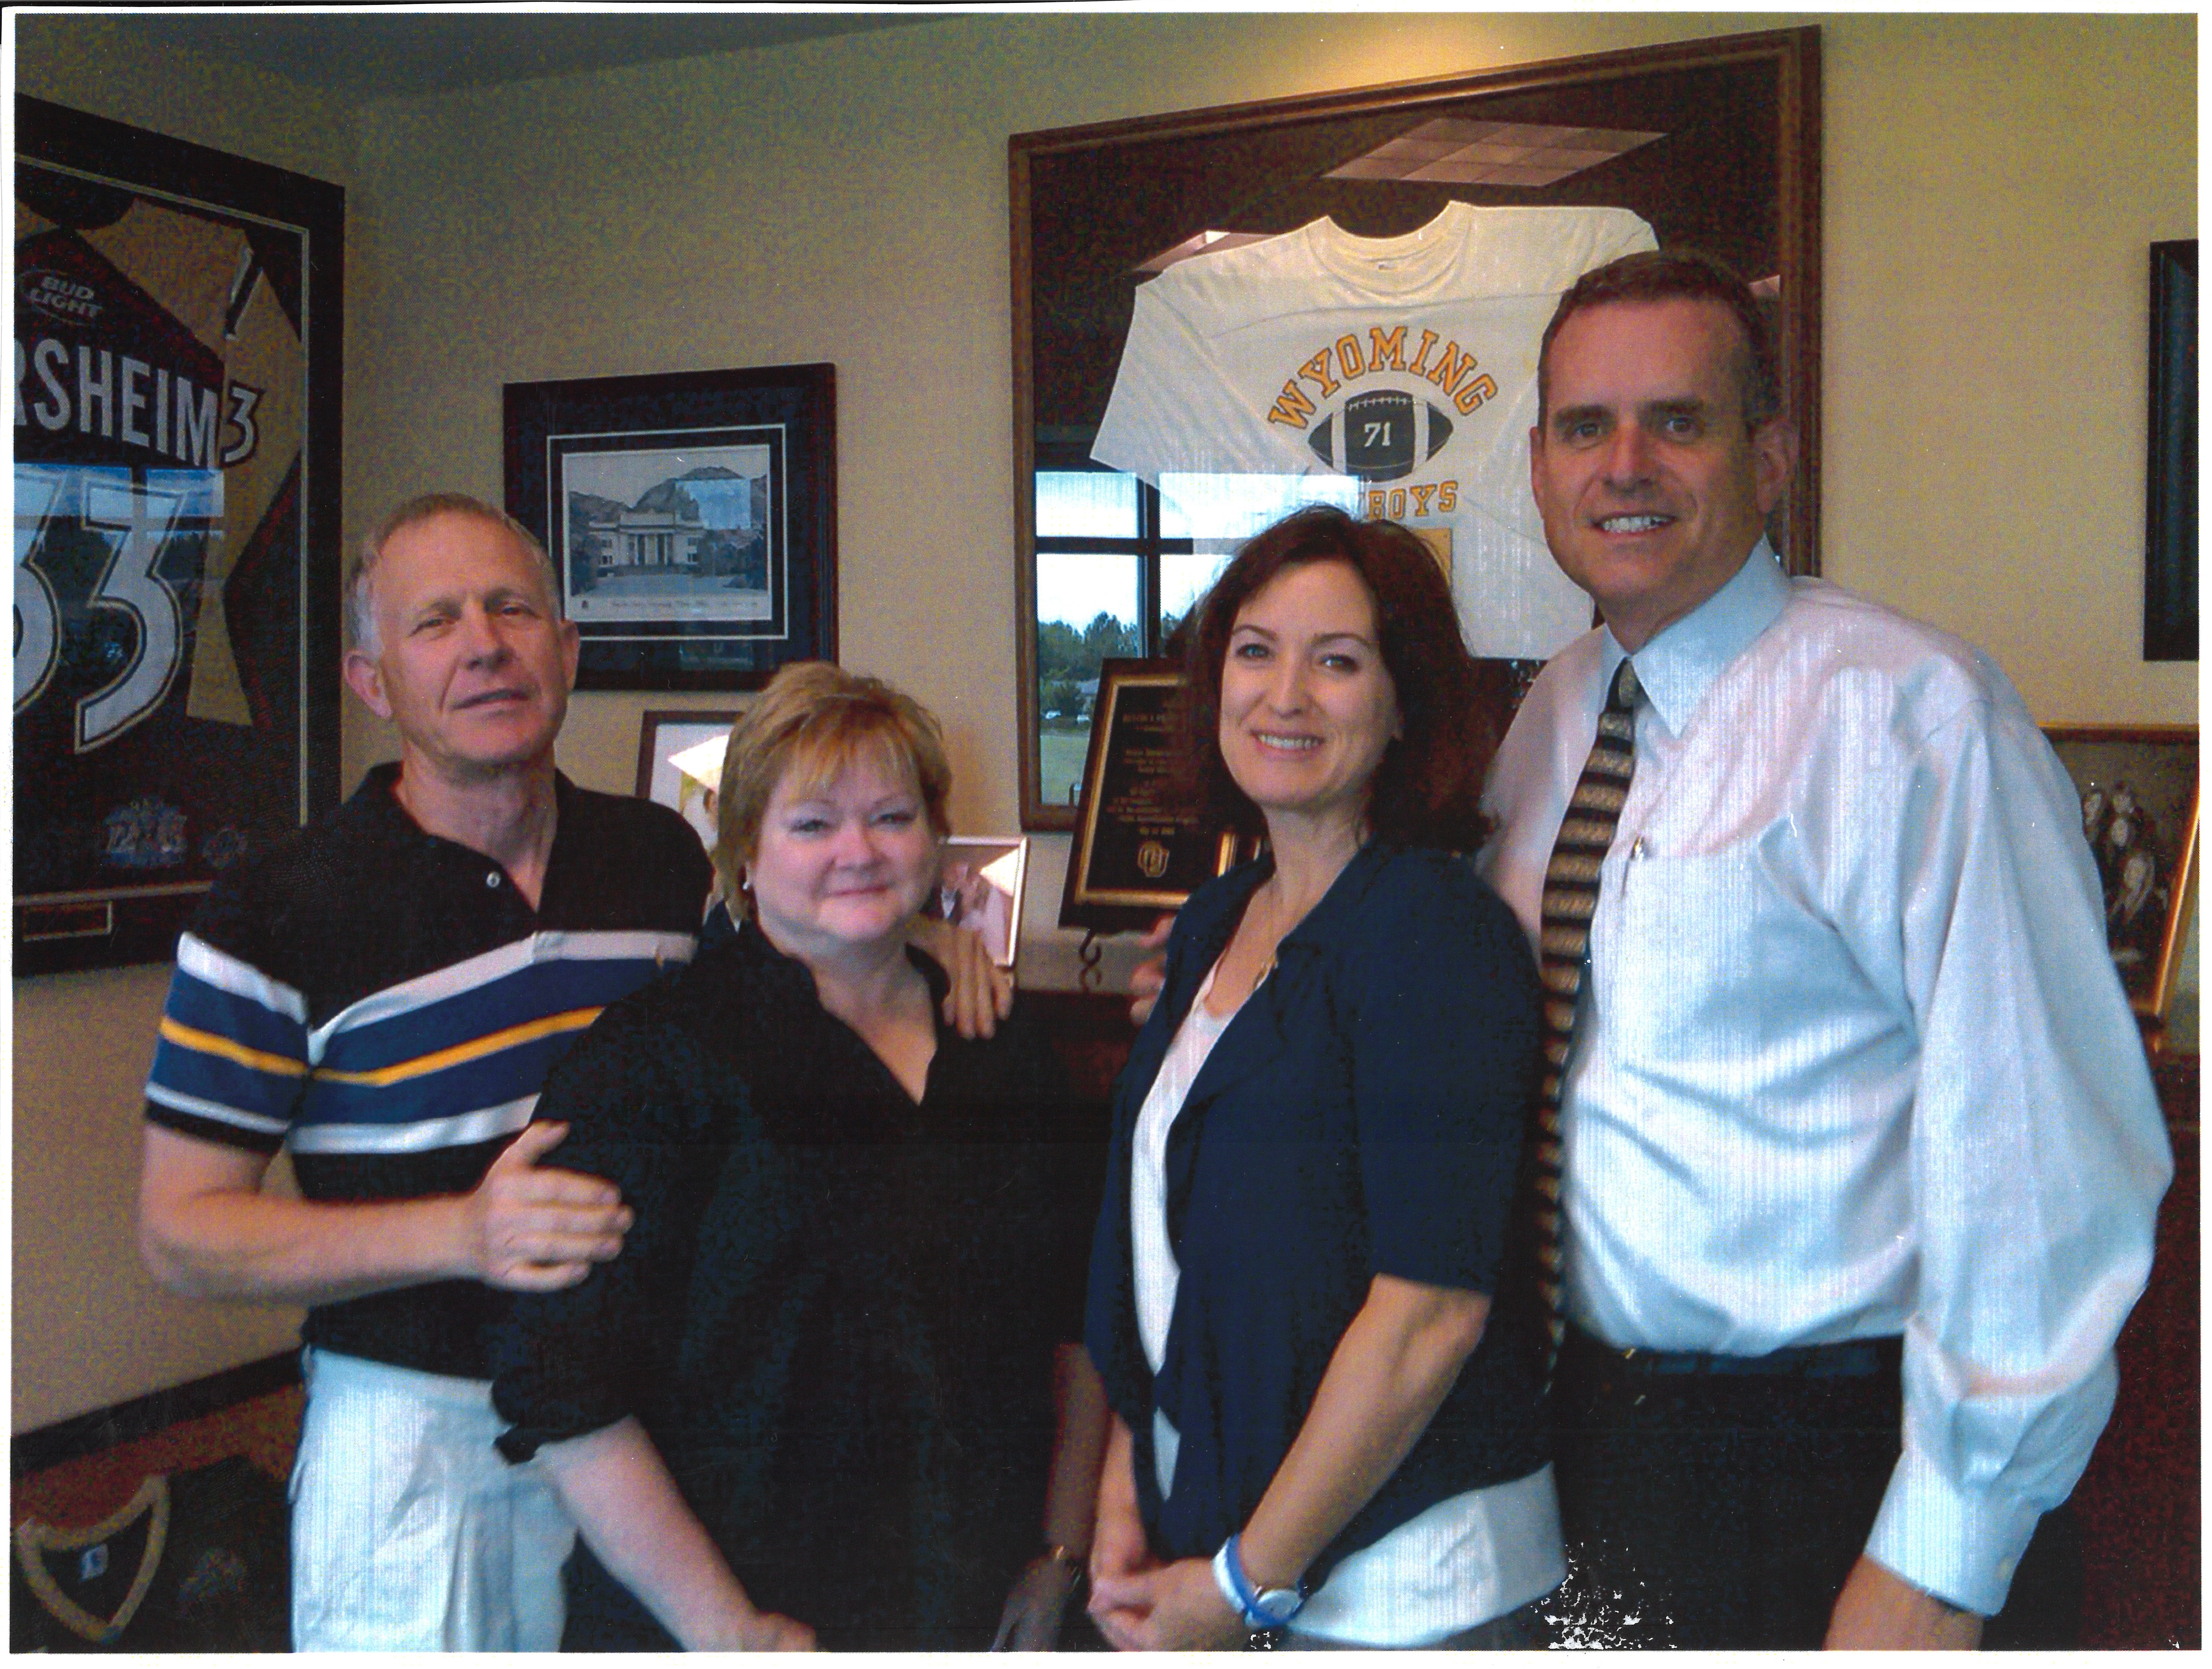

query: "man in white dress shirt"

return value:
[1478, 250, 2171, 1649]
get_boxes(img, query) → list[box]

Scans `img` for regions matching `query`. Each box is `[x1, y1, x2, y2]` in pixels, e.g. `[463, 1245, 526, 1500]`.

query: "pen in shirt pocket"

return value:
[1616, 833, 1648, 898]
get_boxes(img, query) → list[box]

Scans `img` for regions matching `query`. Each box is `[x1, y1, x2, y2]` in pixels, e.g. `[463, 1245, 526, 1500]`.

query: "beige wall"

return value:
[1820, 15, 2196, 713]
[12, 12, 2196, 1428]
[14, 14, 353, 183]
[14, 970, 307, 1430]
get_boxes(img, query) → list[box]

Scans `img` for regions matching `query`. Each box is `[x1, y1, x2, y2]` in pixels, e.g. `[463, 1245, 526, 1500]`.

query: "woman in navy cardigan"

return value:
[1084, 506, 1560, 1649]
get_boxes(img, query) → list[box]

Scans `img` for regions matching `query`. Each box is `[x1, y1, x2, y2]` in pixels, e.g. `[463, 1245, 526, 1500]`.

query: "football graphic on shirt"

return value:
[1306, 390, 1456, 483]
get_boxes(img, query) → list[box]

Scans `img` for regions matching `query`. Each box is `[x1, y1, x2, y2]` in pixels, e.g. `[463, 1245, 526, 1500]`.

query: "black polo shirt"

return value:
[144, 763, 712, 1377]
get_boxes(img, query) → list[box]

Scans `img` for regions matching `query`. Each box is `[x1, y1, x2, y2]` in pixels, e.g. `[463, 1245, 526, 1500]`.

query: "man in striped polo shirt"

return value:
[138, 494, 713, 1650]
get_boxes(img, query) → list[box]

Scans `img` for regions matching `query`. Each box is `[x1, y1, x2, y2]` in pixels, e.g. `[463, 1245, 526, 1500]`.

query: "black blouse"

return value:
[491, 918, 1095, 1650]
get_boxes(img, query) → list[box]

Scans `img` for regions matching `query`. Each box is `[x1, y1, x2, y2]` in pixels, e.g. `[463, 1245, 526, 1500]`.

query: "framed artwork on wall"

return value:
[1008, 27, 1823, 829]
[505, 364, 837, 691]
[2044, 724, 2200, 1026]
[14, 97, 345, 976]
[2143, 239, 2196, 662]
[635, 708, 742, 857]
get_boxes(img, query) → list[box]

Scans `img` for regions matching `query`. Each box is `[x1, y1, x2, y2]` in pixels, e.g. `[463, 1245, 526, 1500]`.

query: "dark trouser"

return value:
[1548, 1326, 2081, 1650]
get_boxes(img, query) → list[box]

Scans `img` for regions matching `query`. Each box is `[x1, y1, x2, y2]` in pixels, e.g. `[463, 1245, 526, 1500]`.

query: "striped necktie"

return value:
[1529, 654, 1641, 1387]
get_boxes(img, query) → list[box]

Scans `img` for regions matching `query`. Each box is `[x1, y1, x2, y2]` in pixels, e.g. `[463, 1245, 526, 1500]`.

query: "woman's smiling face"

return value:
[746, 752, 939, 960]
[1217, 558, 1401, 838]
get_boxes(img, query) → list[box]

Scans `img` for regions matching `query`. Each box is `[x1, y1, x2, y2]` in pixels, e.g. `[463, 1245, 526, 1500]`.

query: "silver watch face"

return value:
[1253, 1587, 1302, 1626]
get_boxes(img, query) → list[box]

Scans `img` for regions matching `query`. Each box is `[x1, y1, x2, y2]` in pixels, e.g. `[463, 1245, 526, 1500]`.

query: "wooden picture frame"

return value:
[505, 363, 837, 691]
[14, 96, 345, 975]
[2044, 724, 2200, 1026]
[1009, 27, 1823, 829]
[635, 708, 742, 857]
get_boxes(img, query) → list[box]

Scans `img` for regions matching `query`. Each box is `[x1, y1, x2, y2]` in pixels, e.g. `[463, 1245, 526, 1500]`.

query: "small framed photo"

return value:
[636, 709, 741, 857]
[2044, 725, 2200, 1025]
[927, 836, 1029, 970]
[506, 363, 836, 691]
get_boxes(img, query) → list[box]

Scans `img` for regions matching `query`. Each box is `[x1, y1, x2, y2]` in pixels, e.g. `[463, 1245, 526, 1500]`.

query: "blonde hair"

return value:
[345, 492, 560, 653]
[713, 662, 952, 909]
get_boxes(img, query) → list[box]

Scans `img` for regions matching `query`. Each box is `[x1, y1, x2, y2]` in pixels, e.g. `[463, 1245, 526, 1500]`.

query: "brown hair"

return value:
[712, 661, 953, 908]
[1180, 505, 1500, 853]
[1536, 247, 1782, 429]
[346, 492, 561, 653]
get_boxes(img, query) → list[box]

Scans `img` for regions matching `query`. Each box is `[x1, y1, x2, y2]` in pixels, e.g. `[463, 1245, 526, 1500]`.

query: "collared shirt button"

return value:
[486, 872, 502, 888]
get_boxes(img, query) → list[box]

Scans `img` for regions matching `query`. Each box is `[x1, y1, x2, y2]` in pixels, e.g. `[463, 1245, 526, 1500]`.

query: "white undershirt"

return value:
[1129, 958, 1564, 1644]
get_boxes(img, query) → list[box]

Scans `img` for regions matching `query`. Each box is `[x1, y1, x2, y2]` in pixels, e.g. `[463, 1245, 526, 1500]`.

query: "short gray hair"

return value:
[345, 492, 563, 654]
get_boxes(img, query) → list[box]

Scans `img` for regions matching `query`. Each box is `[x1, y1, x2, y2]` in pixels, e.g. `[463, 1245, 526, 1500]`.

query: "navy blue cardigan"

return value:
[1083, 842, 1549, 1587]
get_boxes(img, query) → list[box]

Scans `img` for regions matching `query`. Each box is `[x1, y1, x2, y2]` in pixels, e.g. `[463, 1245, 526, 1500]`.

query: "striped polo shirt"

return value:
[143, 763, 713, 1378]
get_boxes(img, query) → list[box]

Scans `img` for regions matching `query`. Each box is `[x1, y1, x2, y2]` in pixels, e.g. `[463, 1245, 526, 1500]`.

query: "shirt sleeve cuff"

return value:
[1864, 1445, 2043, 1617]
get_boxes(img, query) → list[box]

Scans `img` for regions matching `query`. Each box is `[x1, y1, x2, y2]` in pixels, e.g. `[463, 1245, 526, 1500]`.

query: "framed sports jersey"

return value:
[14, 98, 344, 976]
[1009, 28, 1821, 830]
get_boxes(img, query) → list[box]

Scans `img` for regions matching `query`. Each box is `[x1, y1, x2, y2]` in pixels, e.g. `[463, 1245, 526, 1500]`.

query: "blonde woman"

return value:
[491, 663, 1104, 1650]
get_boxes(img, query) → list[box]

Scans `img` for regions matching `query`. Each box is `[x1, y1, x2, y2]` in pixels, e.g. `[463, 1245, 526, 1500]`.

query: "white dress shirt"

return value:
[1479, 543, 2171, 1616]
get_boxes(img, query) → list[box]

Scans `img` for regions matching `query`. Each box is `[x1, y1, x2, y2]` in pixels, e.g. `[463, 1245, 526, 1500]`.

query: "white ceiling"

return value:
[34, 9, 932, 100]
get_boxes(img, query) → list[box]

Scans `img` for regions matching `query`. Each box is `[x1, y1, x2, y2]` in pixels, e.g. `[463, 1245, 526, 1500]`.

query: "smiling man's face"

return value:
[342, 511, 579, 784]
[1530, 296, 1792, 651]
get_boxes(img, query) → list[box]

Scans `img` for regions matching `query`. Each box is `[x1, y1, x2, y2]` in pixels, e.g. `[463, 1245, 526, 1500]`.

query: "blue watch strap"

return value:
[1213, 1533, 1305, 1630]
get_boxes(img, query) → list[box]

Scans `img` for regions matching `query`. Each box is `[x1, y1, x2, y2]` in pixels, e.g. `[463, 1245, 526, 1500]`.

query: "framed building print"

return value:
[504, 363, 837, 691]
[14, 97, 345, 975]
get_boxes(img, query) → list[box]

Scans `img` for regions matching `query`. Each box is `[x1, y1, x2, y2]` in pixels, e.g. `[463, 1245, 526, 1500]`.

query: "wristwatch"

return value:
[1211, 1533, 1306, 1631]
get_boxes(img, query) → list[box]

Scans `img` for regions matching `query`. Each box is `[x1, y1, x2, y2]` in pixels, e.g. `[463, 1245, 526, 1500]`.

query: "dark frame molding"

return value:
[2144, 239, 2196, 662]
[1009, 27, 1823, 830]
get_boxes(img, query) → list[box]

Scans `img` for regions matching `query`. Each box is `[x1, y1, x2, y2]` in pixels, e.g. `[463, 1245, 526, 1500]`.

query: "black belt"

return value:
[1563, 1326, 1901, 1381]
